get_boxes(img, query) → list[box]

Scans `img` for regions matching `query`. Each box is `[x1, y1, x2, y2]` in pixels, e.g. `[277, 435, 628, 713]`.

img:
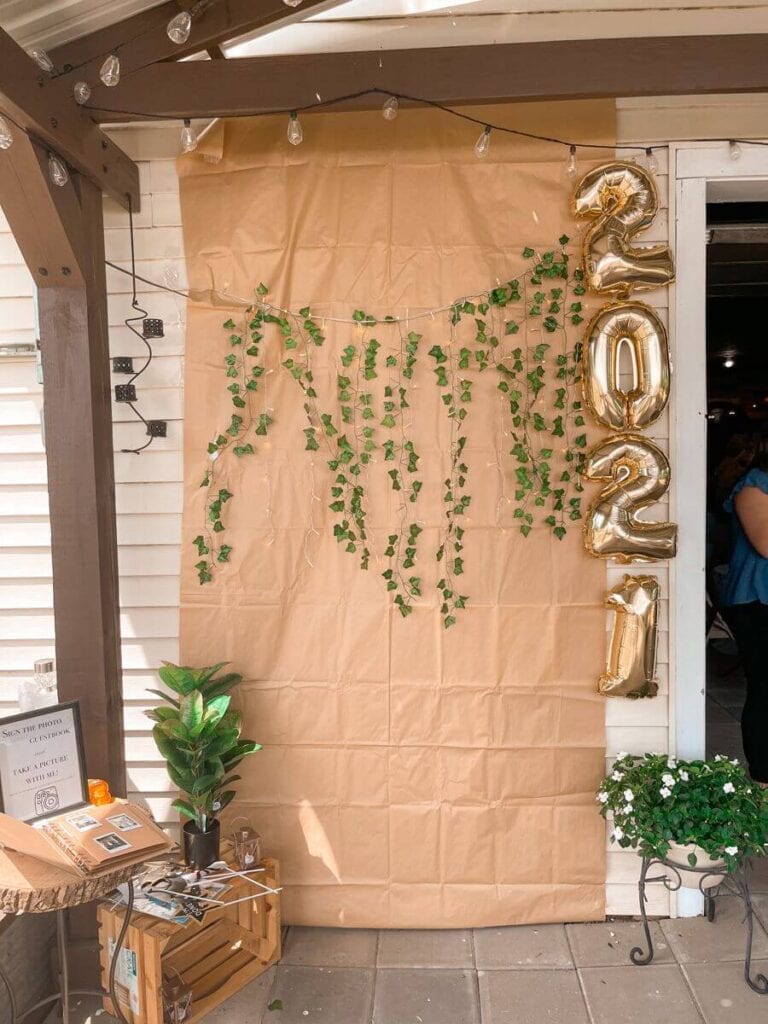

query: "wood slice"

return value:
[0, 847, 138, 914]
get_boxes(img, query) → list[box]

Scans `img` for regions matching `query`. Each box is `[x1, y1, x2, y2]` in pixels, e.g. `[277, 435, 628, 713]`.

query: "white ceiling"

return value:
[2, 0, 768, 57]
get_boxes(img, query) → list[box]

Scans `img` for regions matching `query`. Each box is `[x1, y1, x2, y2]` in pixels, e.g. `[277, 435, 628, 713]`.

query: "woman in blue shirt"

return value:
[722, 459, 768, 784]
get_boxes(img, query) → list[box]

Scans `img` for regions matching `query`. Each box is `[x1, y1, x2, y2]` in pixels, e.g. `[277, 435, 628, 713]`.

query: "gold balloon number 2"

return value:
[572, 161, 676, 696]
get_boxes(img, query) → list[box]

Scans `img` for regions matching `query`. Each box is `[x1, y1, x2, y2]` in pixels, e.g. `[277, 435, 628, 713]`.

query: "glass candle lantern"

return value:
[232, 823, 262, 870]
[162, 970, 193, 1024]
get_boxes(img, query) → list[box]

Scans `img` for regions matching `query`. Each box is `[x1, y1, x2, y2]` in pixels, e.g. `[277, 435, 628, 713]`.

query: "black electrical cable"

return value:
[120, 193, 157, 454]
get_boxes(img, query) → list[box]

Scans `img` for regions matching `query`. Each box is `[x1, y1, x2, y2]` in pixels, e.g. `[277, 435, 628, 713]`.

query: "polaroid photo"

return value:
[107, 813, 141, 832]
[95, 831, 130, 854]
[67, 812, 100, 832]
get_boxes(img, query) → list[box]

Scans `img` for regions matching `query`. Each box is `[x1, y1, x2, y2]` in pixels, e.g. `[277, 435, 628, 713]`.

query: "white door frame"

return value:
[671, 144, 768, 916]
[672, 142, 768, 763]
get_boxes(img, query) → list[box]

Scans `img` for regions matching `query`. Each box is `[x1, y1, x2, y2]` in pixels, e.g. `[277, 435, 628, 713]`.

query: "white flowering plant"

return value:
[597, 752, 768, 870]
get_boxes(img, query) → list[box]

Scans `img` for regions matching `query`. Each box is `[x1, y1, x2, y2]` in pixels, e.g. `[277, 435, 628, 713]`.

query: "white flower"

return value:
[667, 758, 677, 769]
[662, 773, 676, 787]
[731, 758, 739, 765]
[660, 786, 672, 798]
[611, 770, 624, 782]
[725, 846, 738, 856]
[612, 827, 624, 841]
[714, 754, 724, 762]
[616, 751, 629, 760]
[678, 770, 689, 782]
[622, 804, 633, 815]
[723, 782, 735, 794]
[597, 791, 609, 804]
[623, 789, 634, 802]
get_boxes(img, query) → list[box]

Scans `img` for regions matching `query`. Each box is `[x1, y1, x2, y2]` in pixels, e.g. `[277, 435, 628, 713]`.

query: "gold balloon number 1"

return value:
[572, 161, 676, 697]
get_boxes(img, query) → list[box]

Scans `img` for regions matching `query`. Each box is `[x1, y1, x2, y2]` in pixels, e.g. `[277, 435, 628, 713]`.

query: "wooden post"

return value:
[0, 135, 125, 793]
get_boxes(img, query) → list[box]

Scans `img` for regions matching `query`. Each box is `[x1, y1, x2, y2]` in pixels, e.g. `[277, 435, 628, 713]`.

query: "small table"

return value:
[0, 845, 146, 1024]
[631, 854, 768, 995]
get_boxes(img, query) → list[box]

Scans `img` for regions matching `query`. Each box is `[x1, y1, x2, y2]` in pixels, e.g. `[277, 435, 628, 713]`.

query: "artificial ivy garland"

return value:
[194, 241, 587, 628]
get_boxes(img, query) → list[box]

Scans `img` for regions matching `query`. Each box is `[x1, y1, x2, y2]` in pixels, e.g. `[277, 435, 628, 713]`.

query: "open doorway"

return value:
[705, 200, 768, 764]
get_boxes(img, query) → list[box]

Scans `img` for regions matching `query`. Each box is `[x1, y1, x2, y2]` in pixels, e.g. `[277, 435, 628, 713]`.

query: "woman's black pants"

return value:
[725, 601, 768, 783]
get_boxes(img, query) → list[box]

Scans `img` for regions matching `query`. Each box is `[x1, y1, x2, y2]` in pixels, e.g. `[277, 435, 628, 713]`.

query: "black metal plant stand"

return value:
[631, 856, 768, 995]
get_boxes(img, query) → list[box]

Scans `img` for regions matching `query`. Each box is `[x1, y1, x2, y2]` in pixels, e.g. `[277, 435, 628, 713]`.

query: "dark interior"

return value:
[705, 201, 768, 760]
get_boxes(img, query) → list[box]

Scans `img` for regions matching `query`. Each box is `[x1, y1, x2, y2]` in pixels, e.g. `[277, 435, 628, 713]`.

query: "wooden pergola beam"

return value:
[86, 33, 768, 121]
[0, 26, 139, 210]
[49, 0, 343, 77]
[0, 132, 126, 792]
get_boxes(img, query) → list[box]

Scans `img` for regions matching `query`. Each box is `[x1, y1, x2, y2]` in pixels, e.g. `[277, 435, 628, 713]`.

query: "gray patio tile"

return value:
[748, 857, 768, 894]
[373, 967, 479, 1024]
[474, 924, 573, 969]
[204, 968, 275, 1021]
[377, 929, 473, 968]
[566, 920, 674, 967]
[282, 926, 378, 967]
[579, 965, 703, 1024]
[660, 896, 768, 963]
[683, 961, 768, 1023]
[478, 968, 588, 1024]
[265, 965, 375, 1024]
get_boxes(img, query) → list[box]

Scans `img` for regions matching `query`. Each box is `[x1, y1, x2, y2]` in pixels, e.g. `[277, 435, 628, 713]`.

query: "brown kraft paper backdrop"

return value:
[178, 102, 615, 927]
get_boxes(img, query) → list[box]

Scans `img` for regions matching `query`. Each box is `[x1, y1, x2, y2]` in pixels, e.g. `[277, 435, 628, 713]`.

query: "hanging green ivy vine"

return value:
[194, 240, 588, 627]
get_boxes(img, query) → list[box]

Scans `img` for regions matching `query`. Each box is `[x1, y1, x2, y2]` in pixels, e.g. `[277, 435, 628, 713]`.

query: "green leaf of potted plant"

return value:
[147, 661, 262, 868]
[598, 752, 768, 889]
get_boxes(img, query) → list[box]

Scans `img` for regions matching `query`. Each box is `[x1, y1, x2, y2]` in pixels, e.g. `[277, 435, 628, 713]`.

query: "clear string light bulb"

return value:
[566, 145, 577, 177]
[100, 54, 121, 88]
[0, 116, 13, 150]
[645, 147, 659, 174]
[167, 10, 192, 45]
[287, 112, 303, 146]
[729, 140, 742, 161]
[29, 49, 54, 73]
[382, 96, 398, 121]
[180, 119, 198, 153]
[474, 125, 491, 159]
[48, 153, 69, 188]
[283, 0, 303, 7]
[73, 81, 91, 105]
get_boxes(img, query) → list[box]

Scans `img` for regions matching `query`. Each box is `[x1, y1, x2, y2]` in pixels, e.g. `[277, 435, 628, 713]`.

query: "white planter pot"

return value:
[665, 842, 727, 890]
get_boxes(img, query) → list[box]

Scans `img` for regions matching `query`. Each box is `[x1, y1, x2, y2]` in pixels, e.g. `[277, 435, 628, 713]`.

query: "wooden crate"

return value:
[97, 852, 281, 1024]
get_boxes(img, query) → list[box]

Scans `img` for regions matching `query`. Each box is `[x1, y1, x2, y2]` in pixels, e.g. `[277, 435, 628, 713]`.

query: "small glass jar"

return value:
[17, 658, 58, 711]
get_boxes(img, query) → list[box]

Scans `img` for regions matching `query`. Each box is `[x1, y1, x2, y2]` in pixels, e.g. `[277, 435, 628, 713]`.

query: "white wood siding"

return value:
[0, 128, 185, 832]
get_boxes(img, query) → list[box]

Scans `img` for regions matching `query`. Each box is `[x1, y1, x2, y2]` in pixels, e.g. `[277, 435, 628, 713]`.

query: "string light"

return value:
[645, 147, 659, 174]
[566, 144, 577, 177]
[729, 139, 742, 161]
[474, 125, 491, 159]
[48, 153, 69, 188]
[0, 116, 13, 150]
[180, 118, 198, 152]
[287, 112, 303, 146]
[382, 96, 398, 121]
[73, 81, 91, 105]
[29, 49, 54, 73]
[282, 0, 303, 7]
[167, 11, 193, 45]
[100, 54, 121, 87]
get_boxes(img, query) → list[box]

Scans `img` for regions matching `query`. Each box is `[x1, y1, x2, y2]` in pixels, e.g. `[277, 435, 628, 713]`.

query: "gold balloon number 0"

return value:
[573, 162, 676, 696]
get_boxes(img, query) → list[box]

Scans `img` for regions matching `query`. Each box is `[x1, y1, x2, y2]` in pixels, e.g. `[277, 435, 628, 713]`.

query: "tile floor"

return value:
[60, 857, 768, 1024]
[56, 639, 768, 1024]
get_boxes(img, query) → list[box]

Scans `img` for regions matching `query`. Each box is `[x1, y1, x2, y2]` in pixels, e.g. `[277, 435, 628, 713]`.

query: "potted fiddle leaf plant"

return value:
[147, 662, 261, 868]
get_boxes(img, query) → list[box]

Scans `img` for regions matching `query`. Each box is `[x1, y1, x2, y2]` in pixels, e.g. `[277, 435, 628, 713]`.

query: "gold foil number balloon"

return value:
[583, 301, 670, 431]
[600, 574, 659, 698]
[572, 162, 675, 298]
[584, 434, 677, 562]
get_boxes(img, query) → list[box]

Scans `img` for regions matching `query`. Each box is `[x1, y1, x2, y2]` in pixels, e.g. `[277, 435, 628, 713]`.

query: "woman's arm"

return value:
[734, 485, 768, 557]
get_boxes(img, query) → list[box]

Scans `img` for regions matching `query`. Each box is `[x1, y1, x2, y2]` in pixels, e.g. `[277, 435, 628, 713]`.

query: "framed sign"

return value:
[0, 702, 88, 823]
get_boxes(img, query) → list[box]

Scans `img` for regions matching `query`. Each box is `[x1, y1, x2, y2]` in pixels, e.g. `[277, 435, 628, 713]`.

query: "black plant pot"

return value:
[183, 818, 220, 869]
